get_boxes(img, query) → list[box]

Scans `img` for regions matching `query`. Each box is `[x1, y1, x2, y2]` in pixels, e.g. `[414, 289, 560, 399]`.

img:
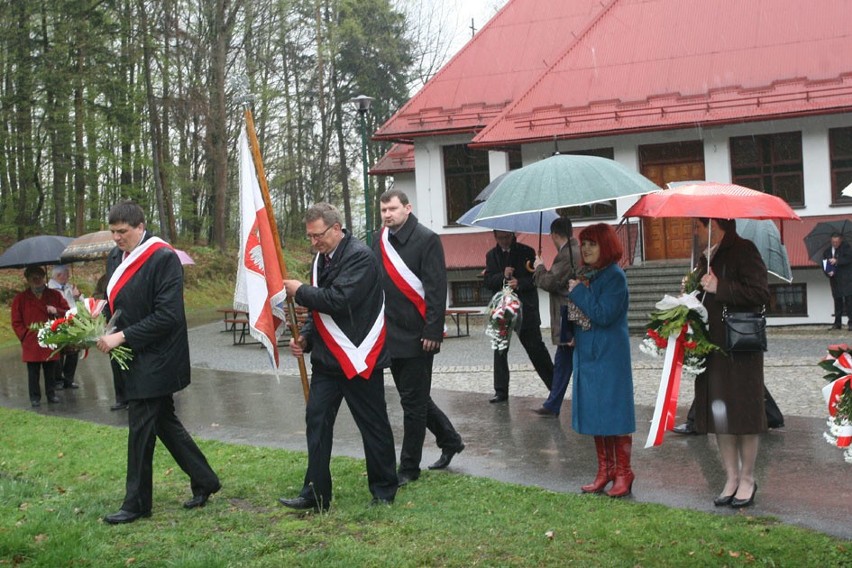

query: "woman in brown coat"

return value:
[694, 218, 770, 509]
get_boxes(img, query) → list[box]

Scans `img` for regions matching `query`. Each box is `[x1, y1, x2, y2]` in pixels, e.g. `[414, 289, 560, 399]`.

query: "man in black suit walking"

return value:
[98, 201, 220, 524]
[373, 190, 465, 485]
[280, 203, 398, 512]
[483, 231, 554, 403]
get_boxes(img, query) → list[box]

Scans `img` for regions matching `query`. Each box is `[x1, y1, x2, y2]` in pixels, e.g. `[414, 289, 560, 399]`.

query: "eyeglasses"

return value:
[306, 225, 334, 241]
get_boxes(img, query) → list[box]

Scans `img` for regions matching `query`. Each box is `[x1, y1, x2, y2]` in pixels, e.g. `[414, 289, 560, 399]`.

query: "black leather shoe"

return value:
[713, 492, 736, 507]
[110, 402, 128, 411]
[730, 483, 757, 508]
[278, 496, 326, 512]
[47, 395, 60, 404]
[397, 473, 418, 487]
[103, 509, 151, 524]
[672, 423, 696, 435]
[184, 483, 221, 509]
[489, 394, 508, 403]
[54, 382, 65, 390]
[831, 324, 842, 330]
[369, 497, 393, 507]
[64, 382, 80, 389]
[31, 399, 40, 408]
[428, 444, 465, 470]
[531, 406, 558, 417]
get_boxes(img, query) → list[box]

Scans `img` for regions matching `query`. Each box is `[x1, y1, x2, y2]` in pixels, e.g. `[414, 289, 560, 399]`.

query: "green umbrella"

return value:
[735, 219, 793, 283]
[473, 154, 659, 222]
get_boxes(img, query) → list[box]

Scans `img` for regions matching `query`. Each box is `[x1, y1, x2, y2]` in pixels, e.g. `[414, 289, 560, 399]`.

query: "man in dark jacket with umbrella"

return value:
[484, 231, 554, 402]
[97, 201, 220, 524]
[280, 203, 398, 512]
[823, 232, 852, 330]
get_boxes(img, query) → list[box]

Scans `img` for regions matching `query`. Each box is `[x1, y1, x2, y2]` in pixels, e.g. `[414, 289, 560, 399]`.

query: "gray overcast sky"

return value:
[448, 0, 508, 55]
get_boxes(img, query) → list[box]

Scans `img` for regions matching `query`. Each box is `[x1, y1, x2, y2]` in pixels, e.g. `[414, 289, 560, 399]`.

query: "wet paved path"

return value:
[1, 321, 850, 540]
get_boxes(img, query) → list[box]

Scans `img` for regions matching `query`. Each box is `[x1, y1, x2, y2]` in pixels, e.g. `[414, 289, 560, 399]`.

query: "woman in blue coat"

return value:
[567, 223, 636, 497]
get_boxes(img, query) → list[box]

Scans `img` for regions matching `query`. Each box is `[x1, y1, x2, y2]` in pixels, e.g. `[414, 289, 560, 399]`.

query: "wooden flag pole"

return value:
[243, 107, 310, 403]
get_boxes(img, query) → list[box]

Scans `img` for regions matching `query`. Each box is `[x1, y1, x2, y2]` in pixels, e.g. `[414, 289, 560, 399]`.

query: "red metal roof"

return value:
[474, 0, 852, 147]
[780, 215, 851, 269]
[373, 0, 607, 143]
[441, 231, 557, 270]
[369, 143, 414, 175]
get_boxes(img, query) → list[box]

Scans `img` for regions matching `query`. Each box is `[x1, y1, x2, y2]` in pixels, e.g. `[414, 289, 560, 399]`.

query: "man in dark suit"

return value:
[373, 189, 465, 485]
[483, 230, 554, 403]
[823, 232, 852, 330]
[97, 201, 220, 524]
[280, 203, 398, 512]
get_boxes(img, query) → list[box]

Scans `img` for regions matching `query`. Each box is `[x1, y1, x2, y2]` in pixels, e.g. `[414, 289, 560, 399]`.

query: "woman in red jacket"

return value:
[11, 265, 69, 407]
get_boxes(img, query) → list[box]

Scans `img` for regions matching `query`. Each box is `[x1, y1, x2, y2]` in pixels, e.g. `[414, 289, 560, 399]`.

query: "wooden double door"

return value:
[639, 144, 705, 262]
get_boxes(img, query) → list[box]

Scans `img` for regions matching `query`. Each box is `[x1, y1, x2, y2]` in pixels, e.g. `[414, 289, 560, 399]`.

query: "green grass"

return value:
[1, 409, 848, 567]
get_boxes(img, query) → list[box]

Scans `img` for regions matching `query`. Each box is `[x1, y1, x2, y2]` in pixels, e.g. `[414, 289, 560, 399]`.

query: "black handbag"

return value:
[722, 305, 767, 352]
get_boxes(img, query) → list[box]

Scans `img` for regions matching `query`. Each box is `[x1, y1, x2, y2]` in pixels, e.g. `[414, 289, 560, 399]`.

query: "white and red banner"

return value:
[645, 331, 686, 449]
[824, 353, 852, 448]
[233, 126, 287, 371]
[107, 236, 172, 313]
[379, 227, 425, 318]
[310, 254, 386, 379]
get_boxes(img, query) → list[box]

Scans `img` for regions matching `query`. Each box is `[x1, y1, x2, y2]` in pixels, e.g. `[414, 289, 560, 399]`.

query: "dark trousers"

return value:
[57, 350, 79, 386]
[111, 359, 126, 404]
[390, 356, 463, 477]
[27, 361, 58, 402]
[122, 395, 219, 514]
[300, 368, 397, 508]
[542, 345, 573, 414]
[833, 294, 852, 326]
[494, 326, 554, 397]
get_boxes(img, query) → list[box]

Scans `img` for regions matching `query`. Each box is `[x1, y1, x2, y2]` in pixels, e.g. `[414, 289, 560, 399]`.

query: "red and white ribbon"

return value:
[106, 236, 172, 313]
[310, 254, 386, 379]
[379, 227, 426, 318]
[645, 330, 685, 448]
[823, 376, 852, 447]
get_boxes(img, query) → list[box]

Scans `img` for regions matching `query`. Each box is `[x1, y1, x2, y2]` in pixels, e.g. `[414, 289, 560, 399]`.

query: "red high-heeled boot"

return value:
[581, 436, 615, 493]
[606, 435, 635, 498]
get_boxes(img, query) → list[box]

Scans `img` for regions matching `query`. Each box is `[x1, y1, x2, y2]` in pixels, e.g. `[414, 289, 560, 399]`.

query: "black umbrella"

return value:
[0, 235, 74, 269]
[803, 219, 852, 263]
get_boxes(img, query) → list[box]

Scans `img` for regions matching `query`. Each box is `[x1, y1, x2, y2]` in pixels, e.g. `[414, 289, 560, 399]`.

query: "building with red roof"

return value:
[372, 0, 852, 326]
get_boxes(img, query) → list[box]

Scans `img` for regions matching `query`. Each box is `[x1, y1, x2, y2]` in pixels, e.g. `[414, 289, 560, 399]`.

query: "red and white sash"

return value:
[310, 253, 386, 379]
[107, 237, 172, 312]
[379, 227, 426, 319]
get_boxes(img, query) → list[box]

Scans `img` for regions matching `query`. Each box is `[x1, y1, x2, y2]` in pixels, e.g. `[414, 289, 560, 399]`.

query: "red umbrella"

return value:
[623, 182, 800, 221]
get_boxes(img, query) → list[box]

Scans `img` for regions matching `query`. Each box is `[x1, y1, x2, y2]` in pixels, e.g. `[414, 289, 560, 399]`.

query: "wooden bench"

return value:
[217, 308, 248, 332]
[445, 308, 480, 338]
[224, 318, 251, 345]
[226, 305, 310, 346]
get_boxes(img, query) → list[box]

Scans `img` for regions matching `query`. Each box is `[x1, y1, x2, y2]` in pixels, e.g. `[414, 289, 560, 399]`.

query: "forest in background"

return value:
[0, 0, 460, 249]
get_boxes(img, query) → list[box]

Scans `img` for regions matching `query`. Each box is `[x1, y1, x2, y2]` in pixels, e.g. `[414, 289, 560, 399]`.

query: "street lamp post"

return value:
[349, 95, 375, 245]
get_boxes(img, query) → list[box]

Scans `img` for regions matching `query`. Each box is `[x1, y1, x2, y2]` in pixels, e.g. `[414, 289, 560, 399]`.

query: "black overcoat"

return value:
[694, 230, 770, 435]
[105, 234, 190, 400]
[372, 214, 447, 358]
[296, 230, 390, 376]
[823, 239, 852, 298]
[484, 238, 541, 331]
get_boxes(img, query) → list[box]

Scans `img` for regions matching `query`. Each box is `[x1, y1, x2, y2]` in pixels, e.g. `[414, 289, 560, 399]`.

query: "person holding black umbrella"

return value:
[11, 266, 69, 407]
[823, 232, 852, 330]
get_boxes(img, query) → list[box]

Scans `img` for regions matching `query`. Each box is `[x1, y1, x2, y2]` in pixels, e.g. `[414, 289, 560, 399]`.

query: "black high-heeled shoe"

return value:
[713, 491, 736, 507]
[730, 483, 757, 508]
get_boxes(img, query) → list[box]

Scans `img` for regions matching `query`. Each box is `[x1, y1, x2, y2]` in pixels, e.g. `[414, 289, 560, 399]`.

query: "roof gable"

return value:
[373, 0, 607, 142]
[474, 0, 852, 146]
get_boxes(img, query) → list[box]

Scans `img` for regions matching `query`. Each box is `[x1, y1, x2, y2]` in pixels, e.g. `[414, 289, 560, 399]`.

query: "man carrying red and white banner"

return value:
[278, 203, 397, 512]
[373, 189, 465, 486]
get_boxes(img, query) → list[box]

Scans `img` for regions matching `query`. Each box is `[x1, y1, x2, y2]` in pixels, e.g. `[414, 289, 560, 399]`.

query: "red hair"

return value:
[578, 223, 622, 268]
